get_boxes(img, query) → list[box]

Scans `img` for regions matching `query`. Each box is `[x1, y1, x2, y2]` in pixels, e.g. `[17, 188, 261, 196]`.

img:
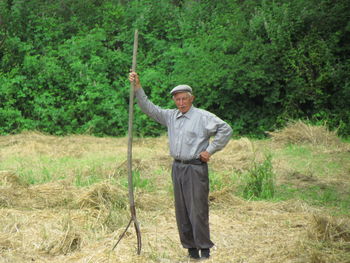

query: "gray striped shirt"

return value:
[135, 88, 233, 161]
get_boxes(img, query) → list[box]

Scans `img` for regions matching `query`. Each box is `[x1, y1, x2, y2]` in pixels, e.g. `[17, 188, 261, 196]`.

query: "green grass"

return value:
[281, 144, 314, 173]
[238, 155, 276, 200]
[209, 171, 227, 192]
[341, 137, 350, 143]
[266, 142, 350, 215]
[0, 153, 116, 186]
[1, 134, 349, 216]
[74, 171, 103, 187]
[275, 184, 350, 215]
[277, 143, 349, 177]
[120, 170, 155, 191]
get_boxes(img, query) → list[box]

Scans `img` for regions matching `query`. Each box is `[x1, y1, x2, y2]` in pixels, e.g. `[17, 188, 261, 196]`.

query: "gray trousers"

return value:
[171, 161, 214, 249]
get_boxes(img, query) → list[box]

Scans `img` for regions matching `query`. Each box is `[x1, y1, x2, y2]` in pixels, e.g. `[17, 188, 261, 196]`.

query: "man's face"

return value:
[173, 92, 194, 113]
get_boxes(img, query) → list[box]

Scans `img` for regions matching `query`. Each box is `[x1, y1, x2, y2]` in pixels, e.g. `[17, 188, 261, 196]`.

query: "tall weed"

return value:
[241, 155, 275, 200]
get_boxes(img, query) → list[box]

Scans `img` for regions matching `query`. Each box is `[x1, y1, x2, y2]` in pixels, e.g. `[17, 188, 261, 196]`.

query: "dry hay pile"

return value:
[268, 120, 342, 147]
[0, 197, 331, 262]
[77, 182, 127, 210]
[212, 137, 263, 172]
[211, 200, 350, 263]
[39, 220, 83, 256]
[1, 132, 349, 262]
[0, 208, 94, 261]
[0, 171, 77, 209]
[135, 190, 172, 211]
[310, 214, 350, 242]
[0, 170, 28, 187]
[114, 158, 152, 177]
[0, 176, 131, 261]
[0, 171, 129, 212]
[209, 187, 244, 206]
[0, 130, 123, 159]
[303, 214, 350, 262]
[133, 135, 172, 168]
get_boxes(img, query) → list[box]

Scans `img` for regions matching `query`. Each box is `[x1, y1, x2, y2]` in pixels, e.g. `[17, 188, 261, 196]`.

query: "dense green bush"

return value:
[0, 0, 349, 137]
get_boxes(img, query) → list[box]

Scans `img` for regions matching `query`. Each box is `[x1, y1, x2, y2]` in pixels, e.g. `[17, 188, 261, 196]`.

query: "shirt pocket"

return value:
[185, 131, 197, 145]
[184, 130, 206, 145]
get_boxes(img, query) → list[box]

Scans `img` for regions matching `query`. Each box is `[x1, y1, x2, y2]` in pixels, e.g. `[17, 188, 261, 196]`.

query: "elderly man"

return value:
[129, 72, 232, 260]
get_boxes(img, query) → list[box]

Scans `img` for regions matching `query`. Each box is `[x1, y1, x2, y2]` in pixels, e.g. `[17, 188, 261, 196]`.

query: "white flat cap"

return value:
[170, 85, 192, 95]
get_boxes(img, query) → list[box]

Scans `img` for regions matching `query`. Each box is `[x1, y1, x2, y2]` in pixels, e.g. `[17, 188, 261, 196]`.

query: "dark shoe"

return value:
[188, 248, 200, 259]
[201, 248, 210, 259]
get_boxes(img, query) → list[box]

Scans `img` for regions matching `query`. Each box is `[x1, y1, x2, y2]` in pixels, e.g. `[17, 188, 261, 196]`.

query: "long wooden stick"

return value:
[112, 29, 141, 255]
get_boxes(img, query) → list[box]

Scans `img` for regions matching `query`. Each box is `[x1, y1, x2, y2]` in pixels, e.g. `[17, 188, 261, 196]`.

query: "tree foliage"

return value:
[0, 0, 349, 137]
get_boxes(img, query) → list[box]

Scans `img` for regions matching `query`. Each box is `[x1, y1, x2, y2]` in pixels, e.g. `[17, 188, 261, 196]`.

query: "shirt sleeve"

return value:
[205, 115, 233, 155]
[135, 88, 170, 126]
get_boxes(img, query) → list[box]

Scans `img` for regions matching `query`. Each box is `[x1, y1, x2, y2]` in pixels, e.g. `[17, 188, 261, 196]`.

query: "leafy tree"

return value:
[0, 0, 349, 136]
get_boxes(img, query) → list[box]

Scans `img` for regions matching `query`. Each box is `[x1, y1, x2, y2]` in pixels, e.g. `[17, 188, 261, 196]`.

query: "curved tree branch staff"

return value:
[129, 72, 233, 260]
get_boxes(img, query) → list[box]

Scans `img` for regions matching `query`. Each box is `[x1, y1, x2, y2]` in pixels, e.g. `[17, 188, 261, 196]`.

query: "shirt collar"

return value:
[176, 106, 195, 119]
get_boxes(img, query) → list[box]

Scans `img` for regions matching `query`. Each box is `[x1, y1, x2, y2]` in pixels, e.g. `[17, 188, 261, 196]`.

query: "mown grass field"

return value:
[0, 122, 349, 263]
